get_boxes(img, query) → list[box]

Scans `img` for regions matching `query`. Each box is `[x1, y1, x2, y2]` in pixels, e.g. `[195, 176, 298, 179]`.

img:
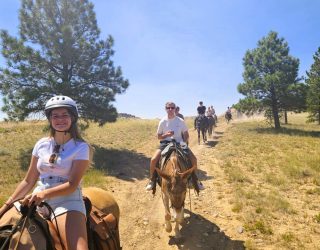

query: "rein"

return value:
[0, 199, 65, 250]
[40, 202, 66, 250]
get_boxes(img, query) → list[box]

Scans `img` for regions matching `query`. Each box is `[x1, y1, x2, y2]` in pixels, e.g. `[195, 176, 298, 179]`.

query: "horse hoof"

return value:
[165, 222, 172, 233]
[165, 226, 172, 233]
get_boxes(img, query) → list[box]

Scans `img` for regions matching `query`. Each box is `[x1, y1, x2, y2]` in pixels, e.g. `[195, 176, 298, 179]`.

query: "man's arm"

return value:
[158, 131, 174, 140]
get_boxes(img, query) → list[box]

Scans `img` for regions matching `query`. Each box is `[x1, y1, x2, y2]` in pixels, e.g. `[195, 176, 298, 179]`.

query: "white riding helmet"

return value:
[45, 95, 78, 121]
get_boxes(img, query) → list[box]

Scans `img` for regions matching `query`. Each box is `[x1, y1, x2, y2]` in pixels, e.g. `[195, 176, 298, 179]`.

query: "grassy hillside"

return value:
[0, 114, 319, 249]
[214, 113, 320, 249]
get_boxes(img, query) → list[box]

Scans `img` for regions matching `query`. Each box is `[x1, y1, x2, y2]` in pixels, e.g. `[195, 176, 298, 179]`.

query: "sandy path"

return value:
[104, 121, 246, 250]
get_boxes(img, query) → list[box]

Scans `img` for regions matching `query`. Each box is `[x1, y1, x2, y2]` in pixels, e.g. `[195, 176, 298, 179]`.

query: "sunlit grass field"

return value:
[215, 113, 320, 249]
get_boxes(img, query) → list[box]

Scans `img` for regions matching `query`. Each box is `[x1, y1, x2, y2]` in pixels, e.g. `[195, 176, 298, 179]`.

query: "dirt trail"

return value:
[104, 121, 246, 250]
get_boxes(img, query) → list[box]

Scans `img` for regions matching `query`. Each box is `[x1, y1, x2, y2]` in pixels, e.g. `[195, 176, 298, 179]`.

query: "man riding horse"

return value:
[225, 106, 232, 123]
[194, 101, 209, 144]
[206, 107, 215, 137]
[145, 102, 204, 192]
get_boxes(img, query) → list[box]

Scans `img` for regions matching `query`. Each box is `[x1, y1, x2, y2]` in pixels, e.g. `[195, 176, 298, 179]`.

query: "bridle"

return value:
[0, 198, 65, 250]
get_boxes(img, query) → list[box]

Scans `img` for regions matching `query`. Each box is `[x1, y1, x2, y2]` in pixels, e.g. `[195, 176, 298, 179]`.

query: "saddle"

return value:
[160, 141, 190, 169]
[84, 197, 121, 250]
[0, 198, 121, 250]
[152, 141, 199, 195]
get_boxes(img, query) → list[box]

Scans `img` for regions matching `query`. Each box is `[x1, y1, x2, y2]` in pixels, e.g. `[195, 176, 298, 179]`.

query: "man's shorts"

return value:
[159, 140, 190, 155]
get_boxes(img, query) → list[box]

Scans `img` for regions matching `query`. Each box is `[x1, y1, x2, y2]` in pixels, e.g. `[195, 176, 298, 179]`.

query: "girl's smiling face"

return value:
[50, 108, 72, 131]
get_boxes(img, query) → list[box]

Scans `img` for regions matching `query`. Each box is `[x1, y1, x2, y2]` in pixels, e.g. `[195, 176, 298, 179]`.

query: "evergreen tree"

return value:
[233, 97, 263, 116]
[0, 0, 129, 125]
[238, 31, 299, 129]
[280, 82, 307, 124]
[305, 47, 320, 124]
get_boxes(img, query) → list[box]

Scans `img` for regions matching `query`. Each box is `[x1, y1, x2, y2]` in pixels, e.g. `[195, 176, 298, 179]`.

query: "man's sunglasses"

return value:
[166, 107, 175, 110]
[49, 144, 61, 164]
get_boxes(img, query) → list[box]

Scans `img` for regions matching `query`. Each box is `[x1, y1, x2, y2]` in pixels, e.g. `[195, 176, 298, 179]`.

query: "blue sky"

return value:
[0, 0, 320, 119]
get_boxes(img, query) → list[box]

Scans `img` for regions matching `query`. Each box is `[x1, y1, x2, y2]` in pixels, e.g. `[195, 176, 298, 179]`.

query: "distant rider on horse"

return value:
[197, 101, 206, 115]
[206, 106, 213, 117]
[226, 106, 232, 120]
[145, 102, 204, 192]
[194, 101, 209, 130]
[175, 106, 184, 120]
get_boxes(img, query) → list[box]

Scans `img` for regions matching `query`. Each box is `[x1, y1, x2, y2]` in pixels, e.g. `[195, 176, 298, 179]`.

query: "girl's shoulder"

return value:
[70, 139, 89, 148]
[35, 137, 52, 146]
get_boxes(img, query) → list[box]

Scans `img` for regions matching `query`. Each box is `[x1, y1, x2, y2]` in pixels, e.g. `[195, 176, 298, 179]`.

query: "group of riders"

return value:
[194, 101, 218, 136]
[145, 101, 233, 192]
[0, 96, 232, 249]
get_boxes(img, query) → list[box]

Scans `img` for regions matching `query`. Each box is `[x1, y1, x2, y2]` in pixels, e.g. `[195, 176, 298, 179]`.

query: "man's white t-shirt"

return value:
[32, 137, 89, 179]
[157, 116, 188, 143]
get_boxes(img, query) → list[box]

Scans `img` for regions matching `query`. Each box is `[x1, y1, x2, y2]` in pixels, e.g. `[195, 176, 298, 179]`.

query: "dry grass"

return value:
[214, 113, 320, 249]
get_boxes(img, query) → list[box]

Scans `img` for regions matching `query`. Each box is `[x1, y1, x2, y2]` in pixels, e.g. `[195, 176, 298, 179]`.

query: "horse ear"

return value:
[177, 171, 191, 181]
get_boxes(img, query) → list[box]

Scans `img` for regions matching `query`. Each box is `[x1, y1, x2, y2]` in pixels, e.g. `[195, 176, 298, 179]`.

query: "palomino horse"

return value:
[194, 114, 208, 144]
[156, 142, 191, 239]
[0, 187, 120, 250]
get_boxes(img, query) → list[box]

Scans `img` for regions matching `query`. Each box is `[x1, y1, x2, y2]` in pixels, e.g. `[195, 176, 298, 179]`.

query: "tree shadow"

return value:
[168, 210, 245, 250]
[17, 145, 151, 181]
[254, 127, 320, 137]
[214, 131, 224, 135]
[92, 144, 150, 182]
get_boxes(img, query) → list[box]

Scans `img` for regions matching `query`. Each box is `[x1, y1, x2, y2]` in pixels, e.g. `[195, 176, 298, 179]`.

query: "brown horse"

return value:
[0, 187, 119, 250]
[157, 148, 190, 239]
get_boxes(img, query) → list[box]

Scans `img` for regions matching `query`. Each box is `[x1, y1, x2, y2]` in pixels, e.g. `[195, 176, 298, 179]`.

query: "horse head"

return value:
[159, 151, 189, 202]
[157, 150, 190, 237]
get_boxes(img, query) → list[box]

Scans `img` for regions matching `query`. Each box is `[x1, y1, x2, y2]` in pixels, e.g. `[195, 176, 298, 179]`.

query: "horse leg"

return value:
[205, 129, 207, 142]
[162, 192, 172, 233]
[173, 207, 184, 239]
[197, 129, 200, 145]
[201, 129, 204, 143]
[202, 129, 206, 143]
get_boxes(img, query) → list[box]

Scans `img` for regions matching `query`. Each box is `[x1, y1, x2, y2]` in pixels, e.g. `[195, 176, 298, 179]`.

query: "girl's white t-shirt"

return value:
[157, 116, 188, 143]
[32, 137, 89, 178]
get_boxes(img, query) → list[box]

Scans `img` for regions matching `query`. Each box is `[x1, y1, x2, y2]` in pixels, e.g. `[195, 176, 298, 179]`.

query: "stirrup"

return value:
[145, 180, 155, 191]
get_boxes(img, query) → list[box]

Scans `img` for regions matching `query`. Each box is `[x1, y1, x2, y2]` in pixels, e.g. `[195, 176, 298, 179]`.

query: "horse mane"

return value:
[169, 151, 179, 173]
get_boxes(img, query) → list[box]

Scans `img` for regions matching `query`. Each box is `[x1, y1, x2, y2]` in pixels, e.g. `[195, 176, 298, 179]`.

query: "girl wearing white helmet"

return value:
[0, 95, 90, 249]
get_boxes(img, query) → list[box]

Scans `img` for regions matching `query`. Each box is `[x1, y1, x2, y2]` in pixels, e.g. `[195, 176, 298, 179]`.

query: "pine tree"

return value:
[0, 0, 129, 125]
[306, 47, 320, 124]
[238, 31, 299, 129]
